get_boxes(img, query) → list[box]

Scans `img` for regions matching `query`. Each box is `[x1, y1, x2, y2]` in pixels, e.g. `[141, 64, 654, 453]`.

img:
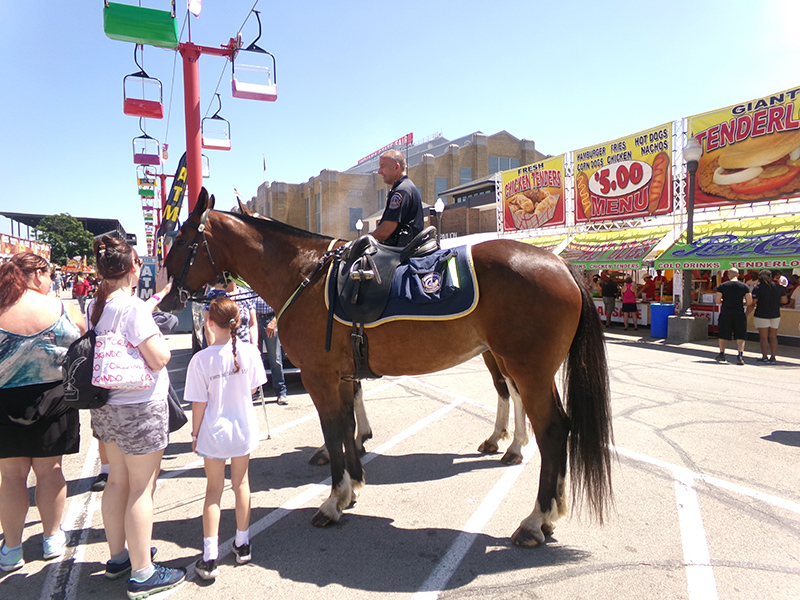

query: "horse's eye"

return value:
[176, 238, 187, 247]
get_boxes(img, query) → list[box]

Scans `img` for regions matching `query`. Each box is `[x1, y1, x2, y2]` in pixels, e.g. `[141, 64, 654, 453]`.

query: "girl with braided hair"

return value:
[185, 297, 267, 580]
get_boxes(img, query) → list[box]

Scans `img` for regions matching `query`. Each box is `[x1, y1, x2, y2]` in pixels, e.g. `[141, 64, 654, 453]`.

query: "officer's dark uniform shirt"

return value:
[379, 175, 423, 246]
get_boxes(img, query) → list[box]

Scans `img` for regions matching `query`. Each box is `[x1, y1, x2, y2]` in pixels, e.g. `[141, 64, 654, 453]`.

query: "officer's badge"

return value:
[421, 272, 443, 294]
[389, 193, 402, 209]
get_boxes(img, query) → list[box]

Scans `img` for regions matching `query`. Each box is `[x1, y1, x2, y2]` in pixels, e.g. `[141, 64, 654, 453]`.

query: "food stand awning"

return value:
[558, 226, 673, 270]
[653, 216, 800, 271]
[521, 234, 567, 253]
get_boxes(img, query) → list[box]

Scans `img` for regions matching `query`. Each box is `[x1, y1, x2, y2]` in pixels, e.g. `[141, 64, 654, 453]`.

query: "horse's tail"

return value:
[564, 263, 614, 522]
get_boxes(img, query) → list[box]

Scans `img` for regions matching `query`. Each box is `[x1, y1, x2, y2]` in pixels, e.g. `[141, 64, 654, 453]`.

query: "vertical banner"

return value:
[690, 86, 800, 207]
[574, 123, 673, 222]
[156, 152, 188, 237]
[501, 154, 566, 232]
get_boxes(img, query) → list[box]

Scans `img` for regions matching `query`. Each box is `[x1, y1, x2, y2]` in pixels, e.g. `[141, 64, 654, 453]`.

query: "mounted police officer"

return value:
[371, 149, 423, 247]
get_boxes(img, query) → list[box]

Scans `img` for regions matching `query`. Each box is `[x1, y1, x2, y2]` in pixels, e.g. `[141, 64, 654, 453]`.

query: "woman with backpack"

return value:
[0, 252, 85, 572]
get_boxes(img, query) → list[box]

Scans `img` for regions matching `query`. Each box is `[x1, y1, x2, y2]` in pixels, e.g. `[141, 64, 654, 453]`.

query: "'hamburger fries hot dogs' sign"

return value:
[574, 123, 673, 223]
[501, 154, 566, 232]
[690, 85, 800, 207]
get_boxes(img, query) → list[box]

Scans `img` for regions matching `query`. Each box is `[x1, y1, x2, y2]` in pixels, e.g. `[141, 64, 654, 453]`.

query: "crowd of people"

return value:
[0, 240, 281, 599]
[591, 267, 795, 364]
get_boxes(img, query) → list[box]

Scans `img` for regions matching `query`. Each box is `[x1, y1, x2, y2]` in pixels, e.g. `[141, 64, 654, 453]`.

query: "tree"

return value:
[36, 214, 95, 267]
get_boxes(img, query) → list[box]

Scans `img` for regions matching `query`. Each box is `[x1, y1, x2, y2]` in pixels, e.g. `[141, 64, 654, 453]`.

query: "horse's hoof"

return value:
[478, 440, 499, 454]
[541, 522, 555, 536]
[511, 525, 545, 547]
[500, 450, 523, 465]
[309, 448, 331, 466]
[311, 509, 338, 527]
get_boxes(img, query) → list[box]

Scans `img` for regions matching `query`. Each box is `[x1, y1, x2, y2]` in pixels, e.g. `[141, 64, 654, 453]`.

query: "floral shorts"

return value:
[91, 400, 168, 455]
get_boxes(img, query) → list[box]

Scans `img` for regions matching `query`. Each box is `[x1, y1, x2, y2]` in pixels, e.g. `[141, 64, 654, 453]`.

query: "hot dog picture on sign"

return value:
[574, 123, 673, 222]
[501, 154, 566, 232]
[691, 86, 800, 207]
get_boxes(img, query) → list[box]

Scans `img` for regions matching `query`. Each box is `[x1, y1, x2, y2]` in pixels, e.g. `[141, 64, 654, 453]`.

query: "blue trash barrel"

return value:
[650, 303, 674, 338]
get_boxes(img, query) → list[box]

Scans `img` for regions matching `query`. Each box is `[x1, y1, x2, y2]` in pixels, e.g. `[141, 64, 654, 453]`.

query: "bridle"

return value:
[169, 208, 221, 305]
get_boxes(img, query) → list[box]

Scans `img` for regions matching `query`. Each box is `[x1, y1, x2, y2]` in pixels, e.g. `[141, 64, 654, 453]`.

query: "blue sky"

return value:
[1, 0, 798, 253]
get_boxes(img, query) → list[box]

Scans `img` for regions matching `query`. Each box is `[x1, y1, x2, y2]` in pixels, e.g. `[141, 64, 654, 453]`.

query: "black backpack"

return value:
[62, 330, 109, 409]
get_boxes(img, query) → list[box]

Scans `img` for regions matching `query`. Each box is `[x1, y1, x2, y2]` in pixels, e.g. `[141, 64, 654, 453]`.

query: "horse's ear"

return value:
[237, 198, 252, 215]
[208, 194, 216, 210]
[192, 187, 210, 217]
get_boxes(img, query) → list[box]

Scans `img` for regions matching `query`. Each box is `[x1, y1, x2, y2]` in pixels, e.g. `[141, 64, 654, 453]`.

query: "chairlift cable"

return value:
[163, 11, 189, 151]
[203, 62, 230, 119]
[237, 0, 261, 37]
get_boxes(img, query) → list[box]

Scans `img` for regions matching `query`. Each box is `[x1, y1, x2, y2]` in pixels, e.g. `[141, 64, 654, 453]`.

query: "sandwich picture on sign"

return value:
[697, 128, 800, 202]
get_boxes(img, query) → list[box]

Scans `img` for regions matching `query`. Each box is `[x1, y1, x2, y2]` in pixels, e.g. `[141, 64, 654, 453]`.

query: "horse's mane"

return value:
[221, 210, 336, 242]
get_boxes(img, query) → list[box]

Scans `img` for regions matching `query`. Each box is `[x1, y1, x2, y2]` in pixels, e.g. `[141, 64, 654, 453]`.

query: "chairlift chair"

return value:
[202, 154, 210, 178]
[201, 94, 232, 151]
[132, 120, 161, 165]
[123, 46, 164, 119]
[231, 10, 278, 102]
[103, 1, 179, 49]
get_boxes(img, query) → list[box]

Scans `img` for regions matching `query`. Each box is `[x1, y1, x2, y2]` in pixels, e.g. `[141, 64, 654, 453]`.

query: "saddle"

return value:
[335, 226, 440, 324]
[328, 226, 440, 380]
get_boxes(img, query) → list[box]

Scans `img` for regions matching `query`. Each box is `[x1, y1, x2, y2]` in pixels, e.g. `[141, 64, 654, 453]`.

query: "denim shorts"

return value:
[91, 400, 168, 455]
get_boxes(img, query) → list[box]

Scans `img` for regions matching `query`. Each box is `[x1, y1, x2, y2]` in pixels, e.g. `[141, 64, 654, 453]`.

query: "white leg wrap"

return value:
[354, 386, 372, 451]
[487, 393, 511, 444]
[319, 471, 354, 522]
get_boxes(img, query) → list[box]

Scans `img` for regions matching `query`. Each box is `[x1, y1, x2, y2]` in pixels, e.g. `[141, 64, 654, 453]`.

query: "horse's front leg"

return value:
[311, 381, 363, 527]
[309, 381, 371, 465]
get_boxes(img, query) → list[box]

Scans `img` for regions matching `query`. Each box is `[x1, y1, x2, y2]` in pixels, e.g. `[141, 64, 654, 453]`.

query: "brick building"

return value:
[246, 131, 544, 240]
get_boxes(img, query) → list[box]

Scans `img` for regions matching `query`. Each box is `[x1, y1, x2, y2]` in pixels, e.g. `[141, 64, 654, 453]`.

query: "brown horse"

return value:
[235, 201, 526, 465]
[161, 189, 613, 547]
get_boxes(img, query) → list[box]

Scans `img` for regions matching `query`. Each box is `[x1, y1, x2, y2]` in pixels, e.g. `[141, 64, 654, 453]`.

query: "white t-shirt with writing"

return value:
[184, 341, 267, 459]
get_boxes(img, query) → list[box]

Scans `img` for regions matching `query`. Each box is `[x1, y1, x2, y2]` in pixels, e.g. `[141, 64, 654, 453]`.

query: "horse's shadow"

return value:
[247, 510, 592, 593]
[761, 430, 800, 447]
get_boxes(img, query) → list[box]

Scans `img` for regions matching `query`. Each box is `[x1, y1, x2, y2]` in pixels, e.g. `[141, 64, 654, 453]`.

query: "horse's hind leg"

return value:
[500, 381, 529, 465]
[478, 352, 511, 455]
[353, 381, 373, 455]
[478, 352, 529, 463]
[511, 380, 569, 547]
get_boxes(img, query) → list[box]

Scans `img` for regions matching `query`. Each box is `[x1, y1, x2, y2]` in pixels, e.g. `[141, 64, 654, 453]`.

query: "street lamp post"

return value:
[434, 197, 445, 243]
[355, 218, 363, 237]
[681, 137, 702, 316]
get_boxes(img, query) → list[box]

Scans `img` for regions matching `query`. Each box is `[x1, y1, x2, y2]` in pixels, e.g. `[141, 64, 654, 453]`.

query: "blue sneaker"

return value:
[0, 542, 24, 573]
[43, 528, 67, 560]
[127, 564, 186, 599]
[105, 547, 158, 580]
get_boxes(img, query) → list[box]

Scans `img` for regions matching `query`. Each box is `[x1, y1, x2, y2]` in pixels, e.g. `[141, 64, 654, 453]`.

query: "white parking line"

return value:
[412, 450, 533, 600]
[152, 377, 466, 597]
[674, 472, 718, 600]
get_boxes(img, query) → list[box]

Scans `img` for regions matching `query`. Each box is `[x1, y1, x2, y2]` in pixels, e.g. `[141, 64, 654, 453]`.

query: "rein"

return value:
[276, 240, 342, 323]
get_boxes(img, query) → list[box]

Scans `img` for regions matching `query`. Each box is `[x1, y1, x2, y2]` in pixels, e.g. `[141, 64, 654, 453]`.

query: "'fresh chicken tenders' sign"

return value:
[574, 123, 673, 223]
[501, 154, 566, 232]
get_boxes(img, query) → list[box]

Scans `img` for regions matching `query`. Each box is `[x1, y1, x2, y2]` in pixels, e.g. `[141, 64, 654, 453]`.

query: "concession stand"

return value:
[559, 225, 674, 327]
[496, 83, 800, 344]
[654, 216, 800, 339]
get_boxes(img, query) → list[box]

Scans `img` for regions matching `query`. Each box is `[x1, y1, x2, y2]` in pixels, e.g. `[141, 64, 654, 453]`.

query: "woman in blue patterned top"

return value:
[0, 252, 85, 572]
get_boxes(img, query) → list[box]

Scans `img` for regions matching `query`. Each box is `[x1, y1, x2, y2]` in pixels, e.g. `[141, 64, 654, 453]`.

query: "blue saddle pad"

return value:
[326, 245, 479, 327]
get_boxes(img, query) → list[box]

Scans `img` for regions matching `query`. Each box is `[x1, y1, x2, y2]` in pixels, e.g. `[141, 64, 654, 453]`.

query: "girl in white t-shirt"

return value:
[184, 298, 267, 580]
